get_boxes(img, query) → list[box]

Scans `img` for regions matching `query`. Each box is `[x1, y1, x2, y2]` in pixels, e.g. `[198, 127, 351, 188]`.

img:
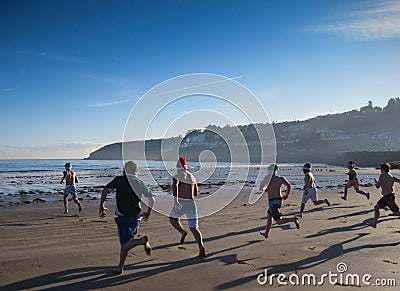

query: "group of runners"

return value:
[60, 158, 400, 275]
[259, 160, 400, 239]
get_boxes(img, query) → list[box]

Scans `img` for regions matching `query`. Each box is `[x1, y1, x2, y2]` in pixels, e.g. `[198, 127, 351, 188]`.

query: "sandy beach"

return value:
[1, 167, 400, 290]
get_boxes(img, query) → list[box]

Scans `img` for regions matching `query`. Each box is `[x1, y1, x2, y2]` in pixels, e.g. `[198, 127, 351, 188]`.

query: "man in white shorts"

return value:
[296, 162, 330, 218]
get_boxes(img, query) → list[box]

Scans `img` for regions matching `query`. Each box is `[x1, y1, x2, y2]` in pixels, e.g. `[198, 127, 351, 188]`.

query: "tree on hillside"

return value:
[384, 97, 400, 112]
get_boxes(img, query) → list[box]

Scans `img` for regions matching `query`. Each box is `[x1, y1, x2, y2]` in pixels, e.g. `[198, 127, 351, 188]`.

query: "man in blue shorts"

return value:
[169, 157, 206, 257]
[60, 162, 82, 214]
[99, 161, 155, 275]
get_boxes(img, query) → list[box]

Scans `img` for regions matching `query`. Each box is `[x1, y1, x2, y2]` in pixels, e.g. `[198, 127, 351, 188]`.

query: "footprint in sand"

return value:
[178, 246, 186, 250]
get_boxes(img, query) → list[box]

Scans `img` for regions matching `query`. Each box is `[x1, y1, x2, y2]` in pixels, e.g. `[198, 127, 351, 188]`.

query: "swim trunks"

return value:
[377, 193, 399, 213]
[268, 197, 283, 221]
[301, 187, 318, 204]
[169, 199, 198, 228]
[115, 215, 142, 244]
[63, 185, 77, 198]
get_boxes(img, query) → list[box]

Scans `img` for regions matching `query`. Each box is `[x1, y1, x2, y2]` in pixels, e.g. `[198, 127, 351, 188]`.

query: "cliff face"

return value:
[86, 99, 400, 166]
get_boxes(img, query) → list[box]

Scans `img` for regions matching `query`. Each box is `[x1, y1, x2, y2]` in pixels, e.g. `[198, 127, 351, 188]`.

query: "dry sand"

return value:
[1, 172, 400, 290]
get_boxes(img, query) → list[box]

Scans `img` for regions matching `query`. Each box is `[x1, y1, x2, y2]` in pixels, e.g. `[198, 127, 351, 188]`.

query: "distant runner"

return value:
[296, 162, 330, 218]
[370, 163, 400, 228]
[259, 164, 299, 239]
[341, 160, 369, 201]
[60, 162, 82, 214]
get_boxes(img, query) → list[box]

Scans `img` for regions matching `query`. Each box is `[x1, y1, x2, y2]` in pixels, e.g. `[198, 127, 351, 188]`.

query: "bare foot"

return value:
[180, 230, 187, 244]
[64, 211, 68, 215]
[112, 268, 122, 275]
[143, 236, 152, 256]
[259, 231, 268, 239]
[368, 221, 377, 228]
[198, 246, 206, 258]
[294, 217, 300, 229]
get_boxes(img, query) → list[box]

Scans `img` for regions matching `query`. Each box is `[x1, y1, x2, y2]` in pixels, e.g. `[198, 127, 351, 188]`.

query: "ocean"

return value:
[0, 159, 376, 205]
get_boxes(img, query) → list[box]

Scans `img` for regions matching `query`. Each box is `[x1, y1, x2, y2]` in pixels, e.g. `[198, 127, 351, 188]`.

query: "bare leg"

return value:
[354, 187, 369, 199]
[260, 214, 273, 238]
[63, 196, 68, 214]
[342, 186, 348, 200]
[169, 217, 187, 244]
[276, 217, 300, 229]
[189, 227, 205, 257]
[114, 236, 151, 274]
[370, 204, 380, 228]
[297, 203, 305, 217]
[73, 197, 82, 212]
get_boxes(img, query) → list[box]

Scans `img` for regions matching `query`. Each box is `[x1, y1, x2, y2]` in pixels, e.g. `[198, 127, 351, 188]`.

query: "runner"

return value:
[370, 163, 400, 228]
[259, 164, 299, 239]
[99, 161, 155, 275]
[169, 157, 206, 257]
[59, 162, 82, 214]
[342, 160, 370, 200]
[296, 162, 330, 218]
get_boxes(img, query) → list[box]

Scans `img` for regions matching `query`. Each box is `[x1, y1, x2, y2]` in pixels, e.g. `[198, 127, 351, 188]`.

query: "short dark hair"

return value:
[380, 163, 390, 173]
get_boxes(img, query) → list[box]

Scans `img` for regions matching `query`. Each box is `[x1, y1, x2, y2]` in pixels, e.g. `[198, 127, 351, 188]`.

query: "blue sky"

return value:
[1, 0, 399, 159]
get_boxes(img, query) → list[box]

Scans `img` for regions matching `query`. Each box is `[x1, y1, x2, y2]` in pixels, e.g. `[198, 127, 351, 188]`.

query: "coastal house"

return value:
[316, 129, 350, 141]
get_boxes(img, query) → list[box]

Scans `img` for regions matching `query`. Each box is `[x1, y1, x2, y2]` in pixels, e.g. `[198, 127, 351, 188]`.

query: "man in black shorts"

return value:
[370, 163, 400, 228]
[99, 161, 155, 274]
[259, 164, 299, 238]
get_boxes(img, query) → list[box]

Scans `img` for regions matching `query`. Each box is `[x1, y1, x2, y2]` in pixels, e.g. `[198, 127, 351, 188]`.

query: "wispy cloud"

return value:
[0, 142, 104, 159]
[90, 98, 132, 107]
[1, 87, 17, 93]
[310, 0, 400, 41]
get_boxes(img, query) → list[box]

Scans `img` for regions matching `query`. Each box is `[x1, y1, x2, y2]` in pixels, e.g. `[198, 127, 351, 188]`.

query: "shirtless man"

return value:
[370, 163, 400, 228]
[342, 160, 369, 200]
[296, 162, 330, 218]
[60, 162, 82, 214]
[259, 164, 299, 239]
[169, 157, 206, 257]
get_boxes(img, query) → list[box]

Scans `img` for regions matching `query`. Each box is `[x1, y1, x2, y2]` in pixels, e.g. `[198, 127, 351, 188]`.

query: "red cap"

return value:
[179, 157, 187, 168]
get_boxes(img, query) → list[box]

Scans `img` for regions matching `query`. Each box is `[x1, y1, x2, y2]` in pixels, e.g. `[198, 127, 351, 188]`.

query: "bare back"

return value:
[260, 174, 290, 200]
[173, 170, 198, 200]
[64, 170, 78, 185]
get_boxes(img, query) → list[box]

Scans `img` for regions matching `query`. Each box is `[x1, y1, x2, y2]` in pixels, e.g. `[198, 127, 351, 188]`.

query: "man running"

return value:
[342, 160, 369, 200]
[60, 162, 82, 214]
[169, 157, 206, 257]
[370, 163, 400, 228]
[259, 164, 299, 239]
[296, 162, 330, 218]
[99, 161, 155, 275]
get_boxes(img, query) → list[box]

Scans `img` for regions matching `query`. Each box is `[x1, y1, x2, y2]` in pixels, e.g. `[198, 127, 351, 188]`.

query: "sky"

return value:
[0, 0, 399, 159]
